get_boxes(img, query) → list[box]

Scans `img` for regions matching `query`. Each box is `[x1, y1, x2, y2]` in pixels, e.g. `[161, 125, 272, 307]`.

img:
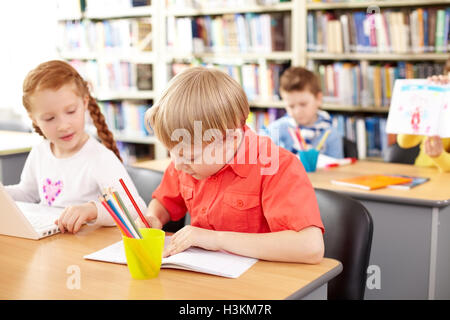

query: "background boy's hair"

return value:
[22, 60, 122, 161]
[444, 58, 450, 75]
[145, 66, 249, 149]
[280, 66, 321, 95]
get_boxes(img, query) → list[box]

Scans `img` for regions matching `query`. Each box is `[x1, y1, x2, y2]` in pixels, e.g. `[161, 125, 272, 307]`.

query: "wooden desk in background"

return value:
[0, 131, 42, 185]
[134, 159, 450, 300]
[0, 226, 341, 300]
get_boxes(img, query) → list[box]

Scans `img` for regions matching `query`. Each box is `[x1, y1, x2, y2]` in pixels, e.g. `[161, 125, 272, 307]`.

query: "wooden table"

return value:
[134, 158, 450, 300]
[0, 131, 42, 185]
[0, 226, 341, 300]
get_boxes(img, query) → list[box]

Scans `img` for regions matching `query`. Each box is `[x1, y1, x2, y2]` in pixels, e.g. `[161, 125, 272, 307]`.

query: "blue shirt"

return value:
[264, 110, 344, 158]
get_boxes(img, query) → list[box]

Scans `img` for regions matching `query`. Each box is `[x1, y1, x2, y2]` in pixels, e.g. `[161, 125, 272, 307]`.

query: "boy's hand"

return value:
[135, 214, 163, 229]
[163, 225, 219, 258]
[55, 202, 97, 234]
[424, 136, 444, 158]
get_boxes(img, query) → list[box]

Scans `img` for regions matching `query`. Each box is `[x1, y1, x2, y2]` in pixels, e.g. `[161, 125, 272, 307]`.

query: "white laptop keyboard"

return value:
[25, 211, 59, 230]
[16, 202, 63, 236]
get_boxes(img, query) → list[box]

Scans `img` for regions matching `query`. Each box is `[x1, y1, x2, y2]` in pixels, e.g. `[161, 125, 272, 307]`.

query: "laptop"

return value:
[0, 182, 63, 240]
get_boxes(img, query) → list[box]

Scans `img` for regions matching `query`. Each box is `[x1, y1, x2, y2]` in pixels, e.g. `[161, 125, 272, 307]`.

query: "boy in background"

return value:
[266, 66, 344, 158]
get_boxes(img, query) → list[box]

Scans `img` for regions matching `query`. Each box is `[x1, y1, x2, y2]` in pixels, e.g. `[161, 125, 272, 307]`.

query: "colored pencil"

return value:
[295, 128, 307, 150]
[119, 178, 150, 228]
[112, 189, 143, 239]
[109, 190, 142, 239]
[288, 127, 302, 150]
[100, 197, 132, 238]
[105, 194, 137, 238]
[316, 129, 331, 151]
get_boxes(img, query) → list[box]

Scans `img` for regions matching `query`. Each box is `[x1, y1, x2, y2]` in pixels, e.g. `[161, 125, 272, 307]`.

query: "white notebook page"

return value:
[84, 236, 257, 278]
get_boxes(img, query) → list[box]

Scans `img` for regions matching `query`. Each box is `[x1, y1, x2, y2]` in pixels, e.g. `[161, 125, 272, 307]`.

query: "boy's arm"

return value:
[163, 225, 324, 264]
[397, 134, 423, 149]
[137, 161, 188, 228]
[216, 227, 324, 263]
[136, 198, 171, 229]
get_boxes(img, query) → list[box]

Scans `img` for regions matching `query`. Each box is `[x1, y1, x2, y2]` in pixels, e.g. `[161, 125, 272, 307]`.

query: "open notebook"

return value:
[84, 236, 257, 278]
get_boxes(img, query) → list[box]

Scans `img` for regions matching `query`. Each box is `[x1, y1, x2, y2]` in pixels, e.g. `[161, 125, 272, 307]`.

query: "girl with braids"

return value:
[4, 60, 146, 234]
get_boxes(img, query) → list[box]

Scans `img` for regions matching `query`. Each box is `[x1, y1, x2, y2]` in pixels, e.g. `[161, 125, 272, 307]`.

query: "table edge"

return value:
[285, 260, 343, 300]
[337, 190, 450, 208]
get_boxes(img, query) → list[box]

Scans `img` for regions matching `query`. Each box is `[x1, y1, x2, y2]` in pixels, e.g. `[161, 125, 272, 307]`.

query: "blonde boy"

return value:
[137, 67, 324, 263]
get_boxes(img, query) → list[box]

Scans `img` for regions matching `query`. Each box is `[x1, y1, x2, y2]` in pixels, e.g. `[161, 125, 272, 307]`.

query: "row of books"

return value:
[85, 0, 150, 12]
[312, 61, 446, 108]
[171, 61, 289, 101]
[333, 115, 389, 160]
[116, 142, 154, 165]
[307, 8, 450, 54]
[246, 108, 286, 134]
[57, 19, 152, 53]
[245, 110, 390, 160]
[166, 0, 290, 9]
[69, 60, 153, 94]
[307, 0, 369, 2]
[56, 0, 150, 17]
[98, 101, 151, 138]
[167, 12, 291, 54]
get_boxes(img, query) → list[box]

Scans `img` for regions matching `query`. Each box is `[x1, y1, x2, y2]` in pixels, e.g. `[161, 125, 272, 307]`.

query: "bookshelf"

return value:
[306, 0, 450, 10]
[163, 0, 301, 133]
[56, 0, 167, 163]
[307, 52, 450, 61]
[302, 0, 450, 160]
[56, 0, 450, 162]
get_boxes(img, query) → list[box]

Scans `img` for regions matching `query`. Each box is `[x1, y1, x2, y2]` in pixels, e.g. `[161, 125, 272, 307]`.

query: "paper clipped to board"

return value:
[386, 79, 450, 137]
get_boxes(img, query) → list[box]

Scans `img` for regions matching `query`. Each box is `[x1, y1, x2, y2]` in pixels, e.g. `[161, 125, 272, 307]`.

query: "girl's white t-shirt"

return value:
[5, 136, 147, 226]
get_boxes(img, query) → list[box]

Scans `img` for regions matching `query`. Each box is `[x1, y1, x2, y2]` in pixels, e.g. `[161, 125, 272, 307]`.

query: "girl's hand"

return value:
[163, 225, 219, 258]
[135, 213, 163, 229]
[427, 74, 449, 85]
[424, 136, 444, 158]
[55, 202, 97, 234]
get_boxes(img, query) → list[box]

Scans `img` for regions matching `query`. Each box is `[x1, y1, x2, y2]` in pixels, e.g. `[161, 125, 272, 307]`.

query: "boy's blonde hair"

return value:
[146, 67, 249, 149]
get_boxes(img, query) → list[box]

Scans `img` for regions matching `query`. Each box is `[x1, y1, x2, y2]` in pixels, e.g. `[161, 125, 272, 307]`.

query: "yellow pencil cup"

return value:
[123, 228, 165, 280]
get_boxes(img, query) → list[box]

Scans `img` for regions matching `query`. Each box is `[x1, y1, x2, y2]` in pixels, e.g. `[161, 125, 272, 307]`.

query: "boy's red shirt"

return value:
[152, 126, 324, 234]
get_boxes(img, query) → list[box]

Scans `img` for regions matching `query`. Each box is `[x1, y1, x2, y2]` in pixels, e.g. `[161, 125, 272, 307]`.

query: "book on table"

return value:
[331, 175, 413, 190]
[84, 236, 257, 278]
[386, 175, 430, 190]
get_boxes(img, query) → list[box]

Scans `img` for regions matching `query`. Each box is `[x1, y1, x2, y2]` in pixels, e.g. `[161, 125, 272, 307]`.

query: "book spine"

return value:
[435, 9, 445, 53]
